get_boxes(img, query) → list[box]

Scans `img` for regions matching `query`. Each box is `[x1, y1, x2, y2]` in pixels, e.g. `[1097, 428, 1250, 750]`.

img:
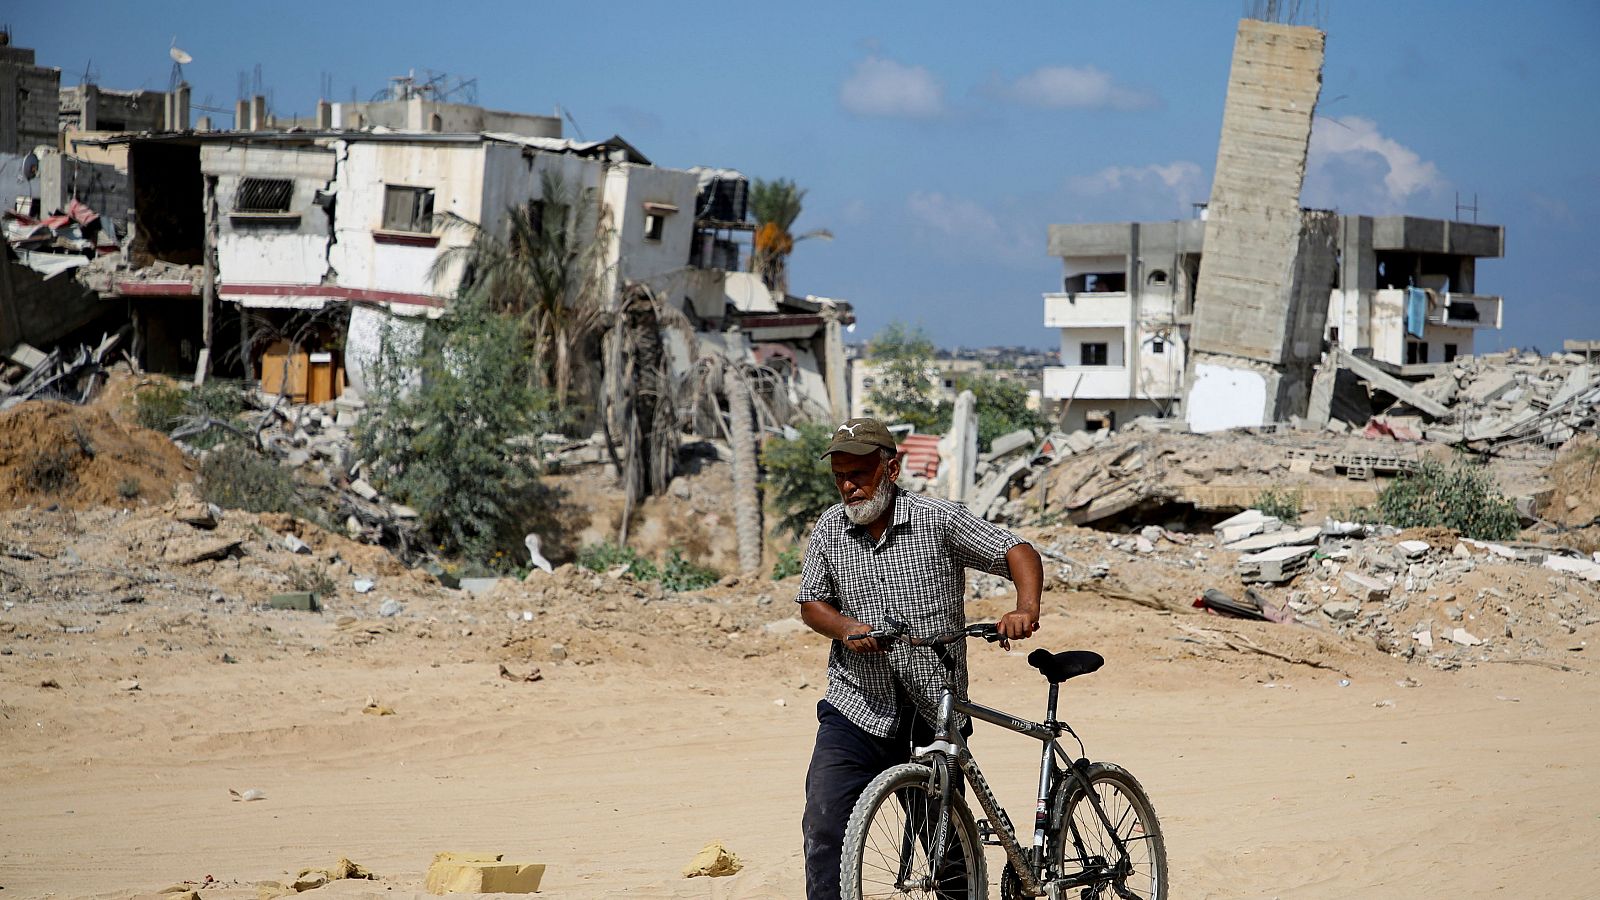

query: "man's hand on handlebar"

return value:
[842, 621, 885, 654]
[995, 608, 1040, 651]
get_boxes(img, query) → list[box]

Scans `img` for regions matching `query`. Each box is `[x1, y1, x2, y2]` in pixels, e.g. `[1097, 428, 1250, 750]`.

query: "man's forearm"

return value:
[800, 600, 861, 641]
[1007, 542, 1044, 616]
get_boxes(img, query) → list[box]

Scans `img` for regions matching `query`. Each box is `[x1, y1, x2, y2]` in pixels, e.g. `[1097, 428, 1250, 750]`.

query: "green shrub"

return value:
[199, 442, 300, 515]
[1253, 487, 1303, 522]
[657, 549, 718, 592]
[575, 542, 717, 591]
[288, 564, 337, 596]
[771, 544, 803, 580]
[576, 541, 655, 578]
[953, 373, 1050, 452]
[354, 291, 553, 562]
[135, 380, 250, 448]
[24, 446, 78, 494]
[762, 422, 839, 539]
[134, 383, 188, 433]
[117, 477, 142, 500]
[1377, 458, 1519, 540]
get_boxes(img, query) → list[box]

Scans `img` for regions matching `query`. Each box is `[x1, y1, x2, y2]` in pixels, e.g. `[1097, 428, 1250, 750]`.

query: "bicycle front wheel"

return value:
[841, 762, 988, 900]
[1055, 762, 1167, 899]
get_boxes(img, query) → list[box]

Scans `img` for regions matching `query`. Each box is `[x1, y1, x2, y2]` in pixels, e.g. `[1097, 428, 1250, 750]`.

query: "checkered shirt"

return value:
[795, 489, 1026, 738]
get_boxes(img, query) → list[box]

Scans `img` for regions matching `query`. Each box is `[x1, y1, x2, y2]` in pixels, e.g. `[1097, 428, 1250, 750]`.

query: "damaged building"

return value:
[1043, 211, 1506, 431]
[5, 82, 852, 418]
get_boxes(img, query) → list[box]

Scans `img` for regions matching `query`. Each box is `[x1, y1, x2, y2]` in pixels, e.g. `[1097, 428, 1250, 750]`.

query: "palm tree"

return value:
[748, 178, 832, 295]
[431, 169, 612, 414]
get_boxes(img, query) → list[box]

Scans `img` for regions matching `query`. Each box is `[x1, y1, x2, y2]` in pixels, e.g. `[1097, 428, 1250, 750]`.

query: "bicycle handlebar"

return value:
[844, 616, 1004, 646]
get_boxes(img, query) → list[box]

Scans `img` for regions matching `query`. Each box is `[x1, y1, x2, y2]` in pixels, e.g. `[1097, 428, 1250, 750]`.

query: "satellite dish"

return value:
[169, 45, 192, 65]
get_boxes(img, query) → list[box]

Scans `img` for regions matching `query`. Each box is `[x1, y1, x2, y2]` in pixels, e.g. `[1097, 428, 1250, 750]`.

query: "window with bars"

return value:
[235, 177, 295, 214]
[382, 185, 435, 233]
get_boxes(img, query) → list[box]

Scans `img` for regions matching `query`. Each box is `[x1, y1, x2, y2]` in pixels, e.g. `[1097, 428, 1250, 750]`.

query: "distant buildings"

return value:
[1041, 211, 1506, 432]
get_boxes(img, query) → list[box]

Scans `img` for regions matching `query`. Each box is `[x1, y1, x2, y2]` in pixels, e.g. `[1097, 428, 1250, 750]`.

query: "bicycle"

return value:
[839, 617, 1166, 900]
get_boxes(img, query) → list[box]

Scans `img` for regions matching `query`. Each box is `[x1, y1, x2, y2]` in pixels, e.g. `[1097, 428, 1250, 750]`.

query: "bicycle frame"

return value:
[917, 669, 1138, 898]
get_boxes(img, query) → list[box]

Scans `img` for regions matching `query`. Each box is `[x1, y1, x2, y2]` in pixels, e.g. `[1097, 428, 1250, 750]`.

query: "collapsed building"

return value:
[1, 44, 854, 420]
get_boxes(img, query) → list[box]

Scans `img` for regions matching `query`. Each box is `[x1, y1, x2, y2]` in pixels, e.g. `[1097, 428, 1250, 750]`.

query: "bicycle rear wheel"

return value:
[1054, 762, 1166, 899]
[841, 762, 987, 900]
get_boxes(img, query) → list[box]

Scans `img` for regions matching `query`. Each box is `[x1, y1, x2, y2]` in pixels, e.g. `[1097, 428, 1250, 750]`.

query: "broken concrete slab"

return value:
[1236, 545, 1315, 584]
[1321, 599, 1361, 621]
[1394, 540, 1431, 559]
[1342, 571, 1391, 602]
[1225, 525, 1322, 553]
[1212, 509, 1281, 542]
[349, 478, 379, 501]
[1543, 555, 1600, 582]
[425, 851, 544, 894]
[983, 428, 1036, 461]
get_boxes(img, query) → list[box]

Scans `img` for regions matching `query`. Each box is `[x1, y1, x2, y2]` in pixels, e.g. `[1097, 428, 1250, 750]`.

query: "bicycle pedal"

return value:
[975, 818, 1004, 847]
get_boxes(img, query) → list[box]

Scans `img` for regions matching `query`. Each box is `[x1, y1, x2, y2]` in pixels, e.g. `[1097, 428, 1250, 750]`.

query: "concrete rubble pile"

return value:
[1405, 350, 1600, 450]
[975, 506, 1600, 673]
[0, 330, 126, 410]
[221, 393, 626, 558]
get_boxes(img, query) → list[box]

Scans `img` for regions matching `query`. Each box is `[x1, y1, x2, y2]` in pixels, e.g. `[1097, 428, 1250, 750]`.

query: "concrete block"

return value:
[459, 577, 504, 596]
[1341, 572, 1390, 602]
[6, 342, 47, 369]
[425, 852, 544, 894]
[984, 428, 1036, 461]
[349, 478, 379, 500]
[269, 591, 320, 611]
[1225, 525, 1321, 553]
[1236, 545, 1314, 583]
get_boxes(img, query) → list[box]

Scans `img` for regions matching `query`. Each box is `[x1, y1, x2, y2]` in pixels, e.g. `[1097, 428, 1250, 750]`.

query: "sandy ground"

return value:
[3, 587, 1596, 899]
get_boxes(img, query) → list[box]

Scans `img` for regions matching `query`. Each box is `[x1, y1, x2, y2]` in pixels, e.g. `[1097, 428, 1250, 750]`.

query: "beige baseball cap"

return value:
[819, 418, 898, 459]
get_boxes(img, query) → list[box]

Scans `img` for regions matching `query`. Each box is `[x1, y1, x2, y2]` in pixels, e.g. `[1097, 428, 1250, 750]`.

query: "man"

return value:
[796, 417, 1043, 900]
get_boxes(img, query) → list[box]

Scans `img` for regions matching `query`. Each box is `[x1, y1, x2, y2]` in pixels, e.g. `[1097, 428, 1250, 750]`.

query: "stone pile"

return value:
[1409, 350, 1599, 449]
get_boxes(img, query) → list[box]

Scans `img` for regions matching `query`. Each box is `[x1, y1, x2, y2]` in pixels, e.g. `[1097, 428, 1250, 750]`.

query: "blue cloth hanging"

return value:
[1405, 287, 1427, 339]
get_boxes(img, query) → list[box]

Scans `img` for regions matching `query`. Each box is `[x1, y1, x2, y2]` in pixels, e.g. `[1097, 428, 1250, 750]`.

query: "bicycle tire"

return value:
[1051, 762, 1167, 900]
[841, 762, 988, 900]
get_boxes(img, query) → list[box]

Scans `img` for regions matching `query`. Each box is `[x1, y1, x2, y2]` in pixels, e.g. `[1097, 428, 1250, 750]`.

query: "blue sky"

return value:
[16, 1, 1598, 351]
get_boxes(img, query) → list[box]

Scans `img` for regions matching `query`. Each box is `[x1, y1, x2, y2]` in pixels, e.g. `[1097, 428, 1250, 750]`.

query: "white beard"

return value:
[844, 476, 895, 526]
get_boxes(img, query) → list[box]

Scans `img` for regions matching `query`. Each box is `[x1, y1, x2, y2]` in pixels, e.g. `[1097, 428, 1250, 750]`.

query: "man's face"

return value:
[831, 451, 898, 524]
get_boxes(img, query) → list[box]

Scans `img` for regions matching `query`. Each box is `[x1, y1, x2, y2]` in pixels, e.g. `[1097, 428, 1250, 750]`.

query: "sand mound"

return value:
[0, 400, 194, 510]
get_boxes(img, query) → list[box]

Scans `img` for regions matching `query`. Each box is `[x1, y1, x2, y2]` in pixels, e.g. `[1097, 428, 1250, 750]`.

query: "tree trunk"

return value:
[727, 367, 762, 574]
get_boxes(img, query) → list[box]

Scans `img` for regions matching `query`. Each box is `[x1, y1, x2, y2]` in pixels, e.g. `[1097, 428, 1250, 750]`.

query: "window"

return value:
[1406, 341, 1428, 365]
[1151, 338, 1165, 354]
[1444, 343, 1458, 363]
[234, 177, 294, 214]
[1080, 343, 1109, 366]
[382, 186, 435, 233]
[1147, 269, 1169, 287]
[643, 213, 665, 242]
[1328, 326, 1340, 343]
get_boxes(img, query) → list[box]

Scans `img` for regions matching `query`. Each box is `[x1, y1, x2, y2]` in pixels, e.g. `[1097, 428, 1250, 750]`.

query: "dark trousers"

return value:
[802, 700, 969, 900]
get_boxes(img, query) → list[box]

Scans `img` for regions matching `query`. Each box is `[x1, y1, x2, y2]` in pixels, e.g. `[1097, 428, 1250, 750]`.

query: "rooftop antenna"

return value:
[168, 37, 192, 91]
[558, 104, 586, 141]
[1454, 191, 1479, 224]
[81, 59, 100, 86]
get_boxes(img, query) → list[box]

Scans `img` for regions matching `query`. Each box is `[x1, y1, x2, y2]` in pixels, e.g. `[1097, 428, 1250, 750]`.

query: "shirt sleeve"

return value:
[794, 521, 839, 607]
[945, 504, 1026, 579]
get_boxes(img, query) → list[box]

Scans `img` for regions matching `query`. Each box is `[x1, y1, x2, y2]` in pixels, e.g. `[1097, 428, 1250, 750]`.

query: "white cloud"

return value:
[906, 191, 1039, 263]
[1001, 65, 1158, 111]
[840, 56, 946, 119]
[1307, 115, 1444, 207]
[1070, 161, 1204, 196]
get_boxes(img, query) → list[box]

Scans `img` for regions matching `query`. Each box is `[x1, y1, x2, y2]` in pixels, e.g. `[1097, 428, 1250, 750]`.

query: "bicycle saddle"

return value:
[1027, 649, 1105, 684]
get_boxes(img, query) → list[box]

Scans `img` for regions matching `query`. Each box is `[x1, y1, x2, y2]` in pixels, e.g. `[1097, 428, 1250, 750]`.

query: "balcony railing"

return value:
[1043, 365, 1132, 400]
[1425, 293, 1502, 329]
[1044, 291, 1132, 328]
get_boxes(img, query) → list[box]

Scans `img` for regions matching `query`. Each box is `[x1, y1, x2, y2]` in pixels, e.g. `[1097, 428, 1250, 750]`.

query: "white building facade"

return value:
[1042, 214, 1505, 430]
